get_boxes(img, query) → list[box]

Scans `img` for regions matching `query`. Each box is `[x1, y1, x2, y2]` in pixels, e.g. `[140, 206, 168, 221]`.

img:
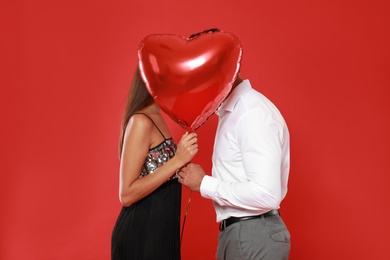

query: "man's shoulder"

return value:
[242, 87, 273, 105]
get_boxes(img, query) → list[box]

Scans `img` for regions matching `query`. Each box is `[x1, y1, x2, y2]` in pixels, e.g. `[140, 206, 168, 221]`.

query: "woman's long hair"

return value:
[119, 66, 154, 157]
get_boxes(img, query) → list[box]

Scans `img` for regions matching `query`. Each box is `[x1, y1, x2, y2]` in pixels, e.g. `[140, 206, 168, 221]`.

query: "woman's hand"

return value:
[174, 132, 198, 167]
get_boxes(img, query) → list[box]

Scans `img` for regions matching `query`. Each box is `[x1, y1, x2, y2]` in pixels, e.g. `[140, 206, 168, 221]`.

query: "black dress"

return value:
[111, 115, 181, 260]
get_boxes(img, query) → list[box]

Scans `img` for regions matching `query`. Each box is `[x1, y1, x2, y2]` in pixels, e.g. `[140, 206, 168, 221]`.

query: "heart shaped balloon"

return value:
[138, 31, 242, 132]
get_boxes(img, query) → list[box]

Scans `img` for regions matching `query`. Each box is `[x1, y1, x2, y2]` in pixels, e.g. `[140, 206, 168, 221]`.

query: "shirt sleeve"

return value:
[200, 109, 285, 212]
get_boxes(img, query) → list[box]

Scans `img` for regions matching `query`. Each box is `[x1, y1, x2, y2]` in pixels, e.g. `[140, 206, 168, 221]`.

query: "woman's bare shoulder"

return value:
[125, 114, 154, 137]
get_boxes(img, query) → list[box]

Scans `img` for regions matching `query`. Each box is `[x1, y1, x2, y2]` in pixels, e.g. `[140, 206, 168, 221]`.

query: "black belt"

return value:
[219, 210, 279, 231]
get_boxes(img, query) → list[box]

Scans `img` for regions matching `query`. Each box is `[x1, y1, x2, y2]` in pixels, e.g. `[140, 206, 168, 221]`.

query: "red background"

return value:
[1, 0, 389, 259]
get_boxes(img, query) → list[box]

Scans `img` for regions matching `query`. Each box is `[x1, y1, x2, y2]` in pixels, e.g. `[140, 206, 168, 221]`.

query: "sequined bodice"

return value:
[140, 138, 178, 180]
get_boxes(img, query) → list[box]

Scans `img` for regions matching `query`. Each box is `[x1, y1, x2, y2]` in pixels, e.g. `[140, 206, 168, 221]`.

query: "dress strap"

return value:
[133, 113, 166, 139]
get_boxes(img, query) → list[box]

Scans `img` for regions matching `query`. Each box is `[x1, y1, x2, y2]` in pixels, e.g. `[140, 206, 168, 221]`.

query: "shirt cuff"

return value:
[200, 175, 219, 199]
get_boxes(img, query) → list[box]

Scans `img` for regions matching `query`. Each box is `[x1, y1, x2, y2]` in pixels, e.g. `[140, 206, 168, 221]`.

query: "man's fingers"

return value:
[178, 171, 184, 178]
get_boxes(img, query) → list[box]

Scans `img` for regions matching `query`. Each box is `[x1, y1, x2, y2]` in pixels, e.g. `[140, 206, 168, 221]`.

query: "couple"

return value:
[111, 29, 291, 260]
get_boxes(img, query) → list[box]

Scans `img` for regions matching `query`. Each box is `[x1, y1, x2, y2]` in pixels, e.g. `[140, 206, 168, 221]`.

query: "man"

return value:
[178, 31, 291, 259]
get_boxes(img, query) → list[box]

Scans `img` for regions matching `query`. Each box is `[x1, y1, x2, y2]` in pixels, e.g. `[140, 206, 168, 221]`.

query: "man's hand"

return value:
[178, 163, 206, 192]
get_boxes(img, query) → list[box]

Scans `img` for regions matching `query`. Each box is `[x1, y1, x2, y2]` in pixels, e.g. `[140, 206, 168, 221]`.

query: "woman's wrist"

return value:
[170, 157, 185, 171]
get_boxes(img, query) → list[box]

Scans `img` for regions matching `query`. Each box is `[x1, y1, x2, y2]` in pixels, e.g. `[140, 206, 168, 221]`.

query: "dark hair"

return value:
[188, 28, 221, 39]
[119, 66, 154, 157]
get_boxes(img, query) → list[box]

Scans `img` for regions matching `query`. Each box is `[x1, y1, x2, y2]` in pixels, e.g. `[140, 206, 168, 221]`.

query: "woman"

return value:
[111, 66, 198, 259]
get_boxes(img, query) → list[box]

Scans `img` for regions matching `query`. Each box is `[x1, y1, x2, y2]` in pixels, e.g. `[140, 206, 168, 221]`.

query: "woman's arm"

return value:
[119, 115, 198, 207]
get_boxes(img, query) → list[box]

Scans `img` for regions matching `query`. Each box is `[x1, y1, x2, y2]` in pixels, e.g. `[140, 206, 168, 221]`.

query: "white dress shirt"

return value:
[200, 80, 290, 222]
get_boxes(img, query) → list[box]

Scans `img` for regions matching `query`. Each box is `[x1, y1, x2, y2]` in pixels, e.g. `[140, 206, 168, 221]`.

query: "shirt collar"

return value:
[216, 79, 251, 117]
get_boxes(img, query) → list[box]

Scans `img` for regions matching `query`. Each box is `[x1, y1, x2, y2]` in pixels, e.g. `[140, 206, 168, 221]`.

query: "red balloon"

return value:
[138, 31, 242, 132]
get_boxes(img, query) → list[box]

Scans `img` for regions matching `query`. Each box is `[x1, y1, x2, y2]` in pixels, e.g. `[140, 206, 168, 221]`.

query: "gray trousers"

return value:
[216, 214, 290, 260]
